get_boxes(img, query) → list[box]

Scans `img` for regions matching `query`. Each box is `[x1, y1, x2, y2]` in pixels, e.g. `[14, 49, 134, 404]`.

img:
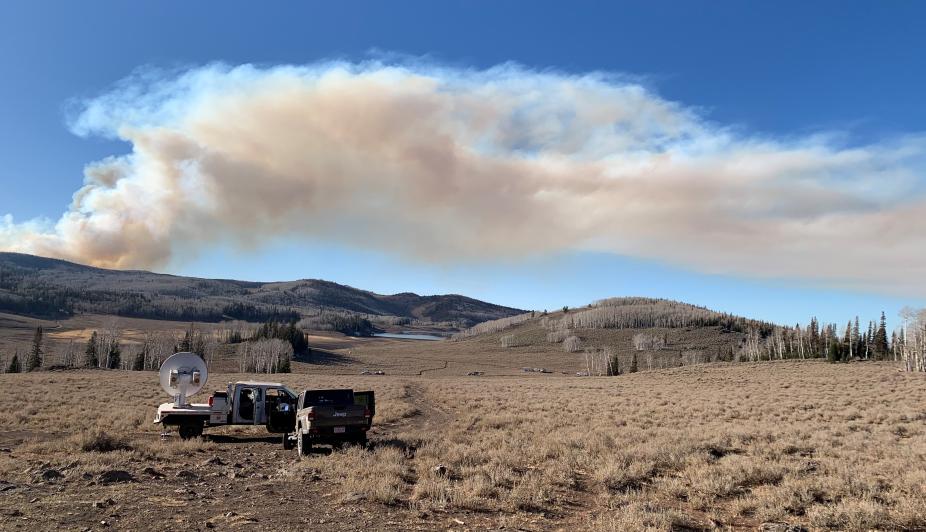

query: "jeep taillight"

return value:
[364, 407, 371, 417]
[306, 409, 315, 421]
[208, 396, 213, 407]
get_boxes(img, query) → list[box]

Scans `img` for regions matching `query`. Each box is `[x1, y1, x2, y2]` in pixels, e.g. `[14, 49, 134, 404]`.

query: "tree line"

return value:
[450, 312, 535, 340]
[298, 312, 377, 337]
[737, 313, 892, 363]
[552, 298, 775, 334]
[1, 318, 309, 374]
[470, 298, 926, 376]
[0, 261, 298, 322]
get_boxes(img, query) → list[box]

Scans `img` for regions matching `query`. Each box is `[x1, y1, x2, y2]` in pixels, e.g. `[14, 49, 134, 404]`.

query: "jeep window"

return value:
[303, 389, 354, 407]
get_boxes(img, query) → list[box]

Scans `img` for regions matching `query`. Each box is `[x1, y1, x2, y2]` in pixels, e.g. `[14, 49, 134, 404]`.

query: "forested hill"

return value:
[0, 252, 523, 326]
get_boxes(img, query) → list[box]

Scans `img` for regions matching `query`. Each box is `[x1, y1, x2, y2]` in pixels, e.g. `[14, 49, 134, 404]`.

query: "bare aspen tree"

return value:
[632, 333, 666, 351]
[848, 324, 854, 359]
[899, 307, 926, 373]
[149, 332, 178, 370]
[562, 336, 581, 353]
[238, 339, 293, 373]
[741, 327, 761, 362]
[58, 340, 78, 368]
[582, 348, 615, 376]
[797, 325, 805, 359]
[500, 335, 521, 348]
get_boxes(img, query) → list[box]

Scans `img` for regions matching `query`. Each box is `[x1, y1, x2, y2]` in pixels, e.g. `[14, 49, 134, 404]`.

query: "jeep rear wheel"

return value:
[178, 420, 203, 440]
[297, 431, 311, 457]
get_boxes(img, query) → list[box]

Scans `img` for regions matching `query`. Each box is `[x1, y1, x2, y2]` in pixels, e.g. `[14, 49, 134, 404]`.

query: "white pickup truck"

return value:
[155, 381, 297, 439]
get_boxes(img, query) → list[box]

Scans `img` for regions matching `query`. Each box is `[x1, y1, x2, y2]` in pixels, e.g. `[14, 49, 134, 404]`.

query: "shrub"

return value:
[75, 429, 133, 453]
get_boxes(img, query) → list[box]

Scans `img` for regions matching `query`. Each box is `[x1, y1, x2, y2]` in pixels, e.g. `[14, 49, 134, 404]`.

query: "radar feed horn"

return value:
[159, 352, 208, 407]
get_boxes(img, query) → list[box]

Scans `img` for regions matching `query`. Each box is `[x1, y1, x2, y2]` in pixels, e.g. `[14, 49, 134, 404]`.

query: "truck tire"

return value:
[282, 432, 294, 450]
[178, 419, 204, 440]
[297, 432, 311, 457]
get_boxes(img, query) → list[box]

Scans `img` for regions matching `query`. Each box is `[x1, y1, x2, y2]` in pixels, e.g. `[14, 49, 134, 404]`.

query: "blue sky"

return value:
[1, 1, 924, 328]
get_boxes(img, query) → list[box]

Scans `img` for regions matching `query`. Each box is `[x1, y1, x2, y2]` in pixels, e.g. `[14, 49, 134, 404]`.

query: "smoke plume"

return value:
[2, 61, 926, 293]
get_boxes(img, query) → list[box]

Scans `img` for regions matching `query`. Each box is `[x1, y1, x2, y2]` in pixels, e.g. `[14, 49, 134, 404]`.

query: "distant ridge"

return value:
[0, 252, 524, 326]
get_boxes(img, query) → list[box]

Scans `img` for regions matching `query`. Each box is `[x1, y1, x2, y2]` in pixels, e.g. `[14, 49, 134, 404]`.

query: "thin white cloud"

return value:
[2, 61, 925, 294]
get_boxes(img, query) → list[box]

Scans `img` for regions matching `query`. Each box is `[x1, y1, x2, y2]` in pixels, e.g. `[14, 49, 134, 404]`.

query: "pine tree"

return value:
[827, 333, 842, 363]
[106, 341, 121, 369]
[84, 331, 99, 368]
[132, 340, 149, 371]
[852, 316, 861, 357]
[278, 352, 291, 373]
[874, 311, 889, 359]
[809, 317, 820, 356]
[179, 324, 194, 352]
[7, 353, 21, 373]
[27, 326, 43, 371]
[132, 350, 145, 371]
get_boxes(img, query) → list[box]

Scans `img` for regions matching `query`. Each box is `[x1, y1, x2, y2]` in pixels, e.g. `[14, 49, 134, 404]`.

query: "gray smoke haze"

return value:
[2, 61, 925, 294]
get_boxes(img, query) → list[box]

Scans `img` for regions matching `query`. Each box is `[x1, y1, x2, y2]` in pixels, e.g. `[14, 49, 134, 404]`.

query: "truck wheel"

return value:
[357, 435, 368, 448]
[282, 432, 294, 450]
[297, 432, 312, 457]
[178, 420, 203, 440]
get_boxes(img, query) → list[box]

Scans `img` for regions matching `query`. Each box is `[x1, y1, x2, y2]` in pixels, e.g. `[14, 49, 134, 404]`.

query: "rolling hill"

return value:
[0, 252, 523, 326]
[338, 299, 771, 376]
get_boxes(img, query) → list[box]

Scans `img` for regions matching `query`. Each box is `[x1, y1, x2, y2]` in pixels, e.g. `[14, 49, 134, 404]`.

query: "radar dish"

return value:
[159, 352, 208, 406]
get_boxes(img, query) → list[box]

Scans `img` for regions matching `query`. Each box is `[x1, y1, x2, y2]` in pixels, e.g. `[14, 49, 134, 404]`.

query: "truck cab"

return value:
[225, 382, 297, 429]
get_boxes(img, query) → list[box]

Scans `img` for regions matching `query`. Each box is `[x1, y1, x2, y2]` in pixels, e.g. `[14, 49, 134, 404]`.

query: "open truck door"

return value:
[234, 386, 264, 425]
[266, 387, 296, 433]
[354, 391, 375, 428]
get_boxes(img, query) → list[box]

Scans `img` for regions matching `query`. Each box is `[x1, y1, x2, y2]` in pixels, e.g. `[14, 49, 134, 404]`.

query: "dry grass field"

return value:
[1, 360, 924, 530]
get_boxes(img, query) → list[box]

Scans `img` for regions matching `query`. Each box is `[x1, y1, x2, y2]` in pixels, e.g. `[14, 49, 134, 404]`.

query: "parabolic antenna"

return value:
[159, 352, 208, 407]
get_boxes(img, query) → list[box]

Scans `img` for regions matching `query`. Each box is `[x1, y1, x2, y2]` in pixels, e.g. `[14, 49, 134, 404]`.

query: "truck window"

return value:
[267, 388, 292, 408]
[302, 389, 354, 408]
[239, 388, 256, 420]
